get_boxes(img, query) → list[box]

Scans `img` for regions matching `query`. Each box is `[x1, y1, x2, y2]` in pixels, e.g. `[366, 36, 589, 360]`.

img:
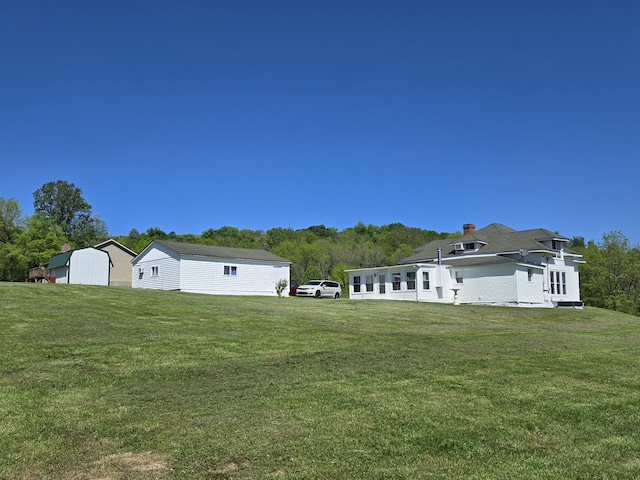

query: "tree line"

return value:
[1, 180, 639, 316]
[0, 180, 452, 286]
[568, 233, 640, 316]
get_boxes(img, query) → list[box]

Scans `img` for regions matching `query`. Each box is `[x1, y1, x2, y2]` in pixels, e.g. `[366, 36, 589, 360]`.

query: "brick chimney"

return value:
[61, 243, 71, 253]
[463, 224, 476, 235]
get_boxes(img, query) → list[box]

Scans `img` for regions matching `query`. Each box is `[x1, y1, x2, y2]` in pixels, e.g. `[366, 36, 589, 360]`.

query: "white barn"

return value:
[131, 240, 291, 296]
[48, 247, 111, 285]
[347, 223, 584, 308]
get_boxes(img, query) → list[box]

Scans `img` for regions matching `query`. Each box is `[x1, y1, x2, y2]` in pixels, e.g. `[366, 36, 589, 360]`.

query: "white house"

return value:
[131, 240, 291, 296]
[347, 223, 584, 308]
[48, 247, 111, 285]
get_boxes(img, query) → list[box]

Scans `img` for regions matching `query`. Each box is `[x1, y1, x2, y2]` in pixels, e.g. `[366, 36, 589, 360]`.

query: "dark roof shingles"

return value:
[155, 240, 291, 263]
[398, 223, 569, 265]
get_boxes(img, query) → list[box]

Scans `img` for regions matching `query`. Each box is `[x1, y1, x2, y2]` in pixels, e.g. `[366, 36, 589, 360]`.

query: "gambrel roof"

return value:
[48, 247, 113, 269]
[135, 240, 291, 264]
[398, 223, 574, 265]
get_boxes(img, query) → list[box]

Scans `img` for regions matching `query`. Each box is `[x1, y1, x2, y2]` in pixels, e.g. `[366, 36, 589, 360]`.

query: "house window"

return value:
[528, 269, 533, 282]
[151, 266, 159, 277]
[455, 271, 463, 284]
[379, 274, 386, 294]
[353, 276, 361, 293]
[423, 272, 430, 290]
[406, 272, 416, 290]
[392, 273, 401, 291]
[550, 271, 566, 294]
[365, 275, 374, 292]
[463, 242, 475, 251]
[224, 265, 237, 276]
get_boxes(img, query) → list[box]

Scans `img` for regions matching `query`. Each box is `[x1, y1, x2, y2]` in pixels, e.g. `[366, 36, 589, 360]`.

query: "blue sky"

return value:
[2, 1, 639, 244]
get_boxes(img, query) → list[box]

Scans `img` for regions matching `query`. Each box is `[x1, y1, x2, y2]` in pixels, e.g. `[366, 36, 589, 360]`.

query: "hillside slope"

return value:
[2, 283, 639, 479]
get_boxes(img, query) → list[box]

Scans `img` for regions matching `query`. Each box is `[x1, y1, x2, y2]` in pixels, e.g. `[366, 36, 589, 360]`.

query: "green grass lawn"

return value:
[1, 282, 640, 479]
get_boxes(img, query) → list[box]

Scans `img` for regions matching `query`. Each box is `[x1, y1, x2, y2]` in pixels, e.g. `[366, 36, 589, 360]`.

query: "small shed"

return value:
[48, 247, 111, 286]
[94, 239, 137, 287]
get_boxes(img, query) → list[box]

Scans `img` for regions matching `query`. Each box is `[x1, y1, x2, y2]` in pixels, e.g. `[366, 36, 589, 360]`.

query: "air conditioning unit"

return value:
[454, 243, 465, 251]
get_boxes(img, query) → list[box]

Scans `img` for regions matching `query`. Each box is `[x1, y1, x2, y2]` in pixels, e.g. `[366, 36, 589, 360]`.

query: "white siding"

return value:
[50, 248, 110, 286]
[515, 267, 546, 304]
[180, 256, 288, 296]
[455, 265, 517, 304]
[417, 266, 452, 303]
[51, 266, 69, 284]
[132, 245, 180, 291]
[349, 266, 455, 303]
[131, 243, 290, 296]
[349, 262, 553, 306]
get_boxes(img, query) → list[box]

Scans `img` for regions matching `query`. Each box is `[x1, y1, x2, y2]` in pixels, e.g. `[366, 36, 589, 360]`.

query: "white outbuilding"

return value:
[132, 240, 291, 296]
[48, 247, 111, 285]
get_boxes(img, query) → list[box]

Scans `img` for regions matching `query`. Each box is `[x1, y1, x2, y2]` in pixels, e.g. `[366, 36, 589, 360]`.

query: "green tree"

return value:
[266, 227, 297, 249]
[0, 197, 23, 243]
[33, 180, 105, 245]
[0, 214, 69, 281]
[71, 213, 108, 247]
[145, 227, 168, 239]
[581, 231, 640, 315]
[0, 242, 26, 281]
[330, 262, 351, 294]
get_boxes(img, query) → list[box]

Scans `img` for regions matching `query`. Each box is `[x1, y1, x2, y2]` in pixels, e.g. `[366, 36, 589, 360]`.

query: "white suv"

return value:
[296, 280, 342, 299]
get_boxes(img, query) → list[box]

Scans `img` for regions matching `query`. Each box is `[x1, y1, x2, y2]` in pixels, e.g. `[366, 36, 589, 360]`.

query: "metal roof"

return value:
[47, 251, 72, 269]
[47, 248, 113, 269]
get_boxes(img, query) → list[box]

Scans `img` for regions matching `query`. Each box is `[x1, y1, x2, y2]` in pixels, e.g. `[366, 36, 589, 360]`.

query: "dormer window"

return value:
[452, 241, 479, 254]
[552, 240, 563, 251]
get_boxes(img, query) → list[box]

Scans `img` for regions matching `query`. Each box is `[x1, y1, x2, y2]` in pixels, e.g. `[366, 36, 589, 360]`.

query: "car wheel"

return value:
[314, 290, 321, 298]
[334, 292, 340, 299]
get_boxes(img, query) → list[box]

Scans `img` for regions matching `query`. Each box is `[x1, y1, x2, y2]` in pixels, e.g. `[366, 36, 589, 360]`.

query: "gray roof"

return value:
[152, 240, 291, 263]
[399, 223, 571, 265]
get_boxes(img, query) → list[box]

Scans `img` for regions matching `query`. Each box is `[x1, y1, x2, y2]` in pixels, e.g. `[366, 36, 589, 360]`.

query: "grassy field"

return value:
[1, 282, 640, 479]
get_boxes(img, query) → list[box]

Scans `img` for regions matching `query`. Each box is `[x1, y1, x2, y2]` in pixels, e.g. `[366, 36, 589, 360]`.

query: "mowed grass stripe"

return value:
[1, 282, 639, 479]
